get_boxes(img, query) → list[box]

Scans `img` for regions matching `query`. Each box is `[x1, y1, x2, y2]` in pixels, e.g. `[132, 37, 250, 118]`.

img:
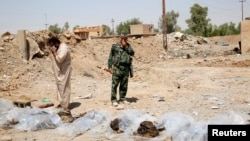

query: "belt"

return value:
[114, 65, 129, 71]
[119, 63, 130, 67]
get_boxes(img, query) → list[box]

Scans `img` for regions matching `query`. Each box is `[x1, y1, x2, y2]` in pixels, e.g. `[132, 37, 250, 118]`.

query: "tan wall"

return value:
[142, 24, 153, 34]
[73, 26, 103, 39]
[130, 24, 153, 35]
[89, 31, 100, 37]
[241, 20, 250, 54]
[130, 25, 143, 35]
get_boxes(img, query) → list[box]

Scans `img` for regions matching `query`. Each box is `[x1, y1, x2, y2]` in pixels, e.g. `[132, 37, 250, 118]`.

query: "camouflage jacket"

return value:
[108, 42, 134, 69]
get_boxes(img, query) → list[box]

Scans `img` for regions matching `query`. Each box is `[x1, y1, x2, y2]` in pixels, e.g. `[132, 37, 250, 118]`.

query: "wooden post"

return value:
[162, 0, 167, 51]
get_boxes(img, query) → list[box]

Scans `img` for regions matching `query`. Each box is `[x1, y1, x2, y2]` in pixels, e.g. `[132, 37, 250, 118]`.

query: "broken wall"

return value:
[241, 20, 250, 54]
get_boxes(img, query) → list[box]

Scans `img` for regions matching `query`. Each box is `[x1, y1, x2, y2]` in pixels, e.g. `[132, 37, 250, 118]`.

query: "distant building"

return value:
[73, 26, 103, 40]
[130, 24, 154, 35]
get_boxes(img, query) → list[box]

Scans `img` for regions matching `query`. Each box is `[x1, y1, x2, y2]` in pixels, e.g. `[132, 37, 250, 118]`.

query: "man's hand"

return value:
[50, 47, 57, 57]
[104, 68, 112, 74]
[121, 38, 127, 48]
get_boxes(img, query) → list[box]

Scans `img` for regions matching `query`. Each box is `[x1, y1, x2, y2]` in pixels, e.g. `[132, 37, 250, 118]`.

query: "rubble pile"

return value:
[0, 30, 240, 92]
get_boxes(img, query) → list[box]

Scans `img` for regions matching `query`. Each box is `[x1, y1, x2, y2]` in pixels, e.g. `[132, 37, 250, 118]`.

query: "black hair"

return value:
[47, 37, 61, 44]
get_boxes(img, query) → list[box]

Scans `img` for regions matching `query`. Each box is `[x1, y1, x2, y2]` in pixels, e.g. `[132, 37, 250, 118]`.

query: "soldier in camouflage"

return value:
[107, 35, 135, 107]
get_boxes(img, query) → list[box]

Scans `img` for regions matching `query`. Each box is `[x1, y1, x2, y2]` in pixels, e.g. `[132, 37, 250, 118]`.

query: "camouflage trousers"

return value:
[111, 66, 130, 102]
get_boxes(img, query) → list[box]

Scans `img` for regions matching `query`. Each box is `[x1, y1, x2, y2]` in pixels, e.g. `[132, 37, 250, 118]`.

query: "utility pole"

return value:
[162, 0, 167, 51]
[239, 0, 246, 21]
[45, 13, 48, 30]
[111, 18, 114, 35]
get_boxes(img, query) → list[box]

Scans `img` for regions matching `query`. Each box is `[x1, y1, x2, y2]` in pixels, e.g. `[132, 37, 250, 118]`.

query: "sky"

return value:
[1, 0, 250, 34]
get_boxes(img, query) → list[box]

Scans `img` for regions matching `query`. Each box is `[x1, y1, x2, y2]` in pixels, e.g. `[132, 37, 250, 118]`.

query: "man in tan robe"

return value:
[47, 37, 71, 112]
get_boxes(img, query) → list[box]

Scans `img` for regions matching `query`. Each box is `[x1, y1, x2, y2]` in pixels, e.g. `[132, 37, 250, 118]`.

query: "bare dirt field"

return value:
[0, 31, 249, 141]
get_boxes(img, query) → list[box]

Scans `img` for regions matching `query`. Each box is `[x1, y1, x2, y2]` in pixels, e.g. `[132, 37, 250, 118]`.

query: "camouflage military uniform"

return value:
[108, 42, 134, 103]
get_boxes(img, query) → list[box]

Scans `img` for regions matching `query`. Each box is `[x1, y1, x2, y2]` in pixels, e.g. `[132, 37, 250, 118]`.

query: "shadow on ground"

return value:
[126, 97, 139, 103]
[69, 102, 81, 110]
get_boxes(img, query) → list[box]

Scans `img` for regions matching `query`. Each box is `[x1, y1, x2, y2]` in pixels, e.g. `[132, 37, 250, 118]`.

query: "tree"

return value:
[218, 22, 240, 36]
[228, 22, 240, 35]
[186, 3, 210, 36]
[154, 28, 159, 33]
[206, 22, 241, 37]
[73, 25, 80, 30]
[101, 24, 111, 36]
[206, 23, 214, 37]
[158, 10, 179, 33]
[116, 18, 142, 35]
[237, 22, 241, 34]
[48, 24, 61, 34]
[62, 22, 70, 31]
